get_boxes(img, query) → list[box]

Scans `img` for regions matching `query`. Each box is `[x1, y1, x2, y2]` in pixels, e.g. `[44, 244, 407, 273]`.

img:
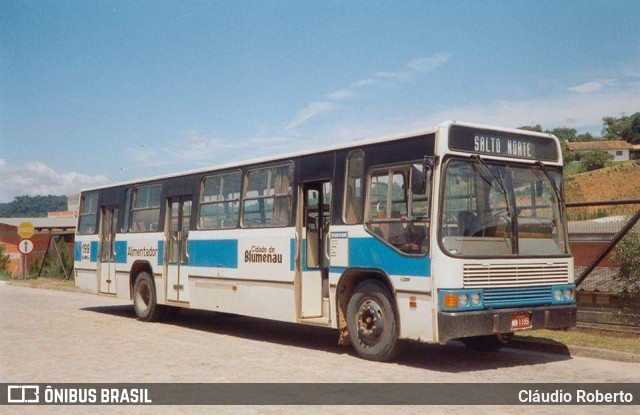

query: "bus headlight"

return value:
[440, 290, 483, 311]
[553, 289, 563, 302]
[470, 292, 481, 306]
[552, 285, 575, 303]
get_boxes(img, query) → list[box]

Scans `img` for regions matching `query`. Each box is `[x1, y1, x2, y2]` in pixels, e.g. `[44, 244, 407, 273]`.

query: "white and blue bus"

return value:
[74, 120, 576, 361]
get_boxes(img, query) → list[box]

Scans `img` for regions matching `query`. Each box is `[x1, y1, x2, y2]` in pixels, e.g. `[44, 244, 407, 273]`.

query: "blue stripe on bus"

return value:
[152, 236, 429, 277]
[90, 241, 98, 262]
[301, 240, 314, 272]
[289, 238, 295, 271]
[292, 235, 430, 277]
[288, 238, 313, 271]
[348, 237, 430, 277]
[114, 241, 127, 264]
[74, 242, 82, 261]
[189, 239, 238, 268]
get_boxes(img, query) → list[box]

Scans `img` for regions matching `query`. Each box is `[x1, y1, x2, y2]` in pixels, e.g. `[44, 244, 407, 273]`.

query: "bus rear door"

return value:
[166, 198, 192, 303]
[98, 206, 118, 295]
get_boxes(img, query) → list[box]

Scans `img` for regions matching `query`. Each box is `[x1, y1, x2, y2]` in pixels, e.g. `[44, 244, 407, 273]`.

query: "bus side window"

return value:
[121, 188, 132, 232]
[343, 150, 364, 224]
[130, 184, 162, 232]
[365, 164, 430, 255]
[199, 171, 241, 229]
[78, 192, 99, 235]
[242, 163, 294, 228]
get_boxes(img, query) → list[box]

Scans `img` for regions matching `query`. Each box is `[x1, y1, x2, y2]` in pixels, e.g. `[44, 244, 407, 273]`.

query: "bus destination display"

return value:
[448, 125, 559, 161]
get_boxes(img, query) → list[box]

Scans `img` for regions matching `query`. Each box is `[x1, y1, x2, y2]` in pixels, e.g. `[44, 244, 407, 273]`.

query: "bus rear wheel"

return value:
[346, 280, 399, 362]
[461, 333, 513, 351]
[133, 272, 165, 322]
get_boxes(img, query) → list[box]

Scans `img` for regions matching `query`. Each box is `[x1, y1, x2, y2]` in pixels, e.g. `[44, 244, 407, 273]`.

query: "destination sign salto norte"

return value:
[448, 125, 559, 161]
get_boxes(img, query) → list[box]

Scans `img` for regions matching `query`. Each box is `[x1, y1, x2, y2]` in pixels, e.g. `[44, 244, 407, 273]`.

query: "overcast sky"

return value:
[1, 1, 639, 202]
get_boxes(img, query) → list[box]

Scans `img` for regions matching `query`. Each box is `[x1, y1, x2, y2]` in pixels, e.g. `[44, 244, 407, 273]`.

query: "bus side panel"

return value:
[114, 236, 130, 300]
[186, 228, 298, 323]
[74, 235, 99, 293]
[395, 292, 433, 342]
[117, 232, 164, 302]
[190, 279, 296, 322]
[329, 225, 435, 342]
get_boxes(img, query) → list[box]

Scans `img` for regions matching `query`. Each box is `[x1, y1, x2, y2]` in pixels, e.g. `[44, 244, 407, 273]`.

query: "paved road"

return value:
[1, 284, 638, 415]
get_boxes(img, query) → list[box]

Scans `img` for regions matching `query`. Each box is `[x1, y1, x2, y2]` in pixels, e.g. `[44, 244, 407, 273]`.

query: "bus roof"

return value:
[80, 120, 559, 192]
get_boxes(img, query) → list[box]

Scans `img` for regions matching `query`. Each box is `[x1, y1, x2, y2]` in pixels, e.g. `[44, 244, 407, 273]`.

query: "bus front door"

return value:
[98, 206, 118, 294]
[166, 198, 191, 303]
[301, 181, 331, 318]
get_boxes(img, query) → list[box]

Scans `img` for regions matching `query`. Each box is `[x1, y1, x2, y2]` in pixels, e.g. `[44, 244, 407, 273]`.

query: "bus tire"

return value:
[346, 280, 399, 361]
[133, 272, 165, 322]
[461, 333, 513, 351]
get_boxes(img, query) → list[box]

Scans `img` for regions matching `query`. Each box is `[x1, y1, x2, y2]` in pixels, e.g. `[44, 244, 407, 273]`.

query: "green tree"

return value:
[602, 113, 640, 144]
[32, 239, 73, 279]
[575, 132, 596, 142]
[613, 232, 640, 293]
[518, 124, 543, 132]
[545, 127, 580, 162]
[0, 195, 67, 217]
[581, 150, 612, 171]
[0, 245, 10, 275]
[602, 115, 625, 140]
[560, 141, 574, 163]
[548, 127, 577, 142]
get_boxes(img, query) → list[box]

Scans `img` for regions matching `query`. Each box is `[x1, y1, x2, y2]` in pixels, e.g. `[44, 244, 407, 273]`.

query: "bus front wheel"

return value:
[346, 280, 399, 362]
[133, 272, 165, 322]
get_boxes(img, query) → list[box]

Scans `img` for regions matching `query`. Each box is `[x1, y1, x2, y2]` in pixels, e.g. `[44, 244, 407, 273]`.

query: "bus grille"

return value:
[483, 286, 552, 308]
[463, 263, 569, 288]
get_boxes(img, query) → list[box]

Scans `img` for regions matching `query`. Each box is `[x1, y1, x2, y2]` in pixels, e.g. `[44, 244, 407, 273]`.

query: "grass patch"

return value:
[515, 328, 640, 355]
[564, 161, 586, 176]
[2, 276, 78, 291]
[604, 160, 631, 168]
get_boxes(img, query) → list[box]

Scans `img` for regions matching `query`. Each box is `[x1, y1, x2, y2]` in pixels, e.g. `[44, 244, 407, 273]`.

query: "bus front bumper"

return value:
[437, 304, 577, 344]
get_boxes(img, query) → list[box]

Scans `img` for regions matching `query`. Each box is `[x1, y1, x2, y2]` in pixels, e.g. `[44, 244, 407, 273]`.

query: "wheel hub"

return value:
[356, 299, 384, 346]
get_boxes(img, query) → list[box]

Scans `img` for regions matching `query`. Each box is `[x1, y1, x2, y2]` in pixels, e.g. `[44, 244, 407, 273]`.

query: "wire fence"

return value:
[567, 199, 640, 331]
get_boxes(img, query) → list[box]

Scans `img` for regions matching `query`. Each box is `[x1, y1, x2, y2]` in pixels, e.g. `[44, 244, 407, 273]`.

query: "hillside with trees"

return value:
[0, 195, 67, 218]
[519, 112, 640, 206]
[518, 112, 640, 165]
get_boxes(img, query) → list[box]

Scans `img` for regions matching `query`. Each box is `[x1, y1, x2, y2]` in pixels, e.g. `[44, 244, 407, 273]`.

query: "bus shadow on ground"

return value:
[82, 304, 571, 372]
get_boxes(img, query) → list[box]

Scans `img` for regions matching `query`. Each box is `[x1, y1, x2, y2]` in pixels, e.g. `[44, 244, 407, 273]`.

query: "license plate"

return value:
[510, 312, 532, 330]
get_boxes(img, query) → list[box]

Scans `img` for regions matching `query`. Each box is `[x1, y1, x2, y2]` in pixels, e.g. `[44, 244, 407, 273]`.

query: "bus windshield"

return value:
[440, 158, 569, 257]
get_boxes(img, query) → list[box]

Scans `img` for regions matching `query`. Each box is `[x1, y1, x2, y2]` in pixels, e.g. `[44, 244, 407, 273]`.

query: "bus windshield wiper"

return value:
[471, 155, 509, 205]
[471, 155, 518, 253]
[535, 161, 564, 210]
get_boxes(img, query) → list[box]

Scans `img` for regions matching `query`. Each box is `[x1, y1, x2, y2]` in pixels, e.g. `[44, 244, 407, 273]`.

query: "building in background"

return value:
[567, 140, 634, 162]
[0, 194, 78, 276]
[0, 217, 76, 275]
[47, 194, 80, 218]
